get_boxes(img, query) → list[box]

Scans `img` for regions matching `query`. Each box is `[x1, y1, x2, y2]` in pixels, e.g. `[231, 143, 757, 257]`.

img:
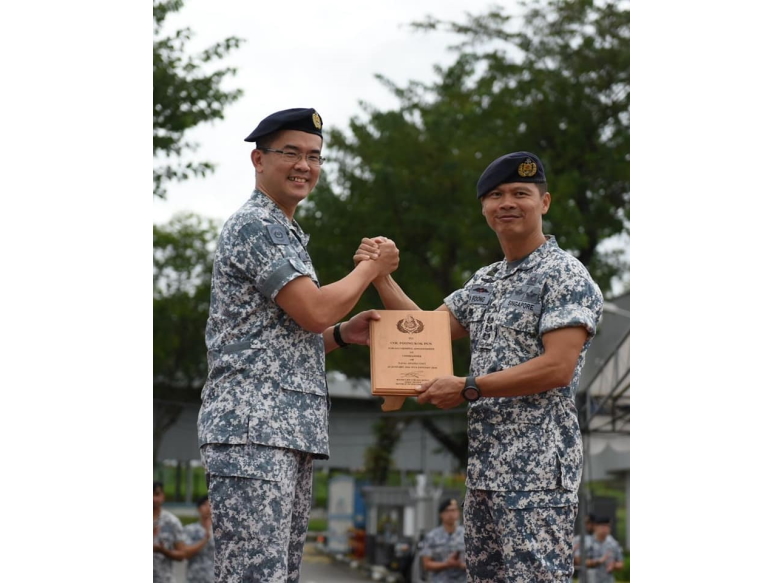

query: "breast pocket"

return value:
[498, 302, 542, 360]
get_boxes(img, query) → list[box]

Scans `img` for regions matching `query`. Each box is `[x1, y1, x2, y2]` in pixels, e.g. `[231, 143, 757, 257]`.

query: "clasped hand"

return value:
[354, 236, 399, 278]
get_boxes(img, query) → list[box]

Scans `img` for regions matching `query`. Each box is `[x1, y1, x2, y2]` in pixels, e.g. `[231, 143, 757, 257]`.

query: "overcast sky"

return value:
[153, 0, 524, 225]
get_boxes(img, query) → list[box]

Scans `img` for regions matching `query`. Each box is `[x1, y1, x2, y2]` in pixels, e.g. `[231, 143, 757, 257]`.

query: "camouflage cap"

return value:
[476, 151, 546, 199]
[244, 107, 323, 142]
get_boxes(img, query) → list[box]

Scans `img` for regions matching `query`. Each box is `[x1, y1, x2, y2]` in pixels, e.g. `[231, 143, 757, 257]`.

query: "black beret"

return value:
[438, 498, 458, 513]
[476, 151, 546, 199]
[244, 107, 323, 143]
[593, 515, 612, 525]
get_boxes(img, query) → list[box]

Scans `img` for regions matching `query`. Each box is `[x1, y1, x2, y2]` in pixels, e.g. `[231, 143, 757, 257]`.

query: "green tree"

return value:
[364, 417, 410, 485]
[306, 0, 629, 382]
[308, 0, 629, 475]
[153, 212, 219, 460]
[153, 0, 244, 198]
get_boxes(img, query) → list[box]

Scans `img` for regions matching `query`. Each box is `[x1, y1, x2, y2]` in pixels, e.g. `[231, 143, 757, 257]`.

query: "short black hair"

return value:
[255, 132, 279, 151]
[195, 495, 209, 508]
[153, 481, 164, 491]
[438, 498, 458, 514]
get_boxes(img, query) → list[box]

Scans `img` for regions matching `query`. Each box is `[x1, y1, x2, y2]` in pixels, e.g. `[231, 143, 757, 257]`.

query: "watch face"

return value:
[463, 387, 480, 402]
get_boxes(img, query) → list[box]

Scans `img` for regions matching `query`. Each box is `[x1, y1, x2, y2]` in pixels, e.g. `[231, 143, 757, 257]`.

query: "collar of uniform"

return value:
[250, 189, 310, 246]
[501, 235, 557, 276]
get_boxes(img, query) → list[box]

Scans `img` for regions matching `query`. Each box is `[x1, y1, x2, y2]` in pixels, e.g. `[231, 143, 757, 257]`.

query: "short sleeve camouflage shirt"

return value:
[420, 525, 467, 583]
[584, 535, 624, 583]
[183, 522, 215, 583]
[153, 510, 185, 583]
[444, 236, 603, 504]
[197, 190, 330, 459]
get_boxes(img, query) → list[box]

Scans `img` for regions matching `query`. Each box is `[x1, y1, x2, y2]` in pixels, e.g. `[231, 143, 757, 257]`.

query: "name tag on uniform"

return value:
[266, 224, 291, 245]
[469, 285, 492, 305]
[506, 290, 541, 314]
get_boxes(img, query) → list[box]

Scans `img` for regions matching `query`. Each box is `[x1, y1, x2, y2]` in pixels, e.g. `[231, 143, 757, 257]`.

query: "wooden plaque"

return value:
[369, 311, 453, 404]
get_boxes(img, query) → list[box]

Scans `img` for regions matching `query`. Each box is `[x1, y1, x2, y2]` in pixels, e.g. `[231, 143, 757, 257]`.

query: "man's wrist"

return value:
[333, 323, 349, 348]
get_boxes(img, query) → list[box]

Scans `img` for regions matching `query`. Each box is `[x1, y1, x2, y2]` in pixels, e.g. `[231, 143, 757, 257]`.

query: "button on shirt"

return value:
[444, 236, 603, 504]
[197, 190, 330, 459]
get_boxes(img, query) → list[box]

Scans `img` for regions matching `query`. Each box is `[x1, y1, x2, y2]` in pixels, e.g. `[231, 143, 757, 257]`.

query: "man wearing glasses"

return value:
[197, 108, 399, 582]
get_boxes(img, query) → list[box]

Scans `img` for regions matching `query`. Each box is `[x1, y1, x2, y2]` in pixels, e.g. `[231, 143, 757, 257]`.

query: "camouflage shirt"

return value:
[183, 522, 215, 583]
[583, 535, 624, 583]
[420, 525, 467, 583]
[197, 190, 330, 459]
[153, 510, 185, 583]
[445, 236, 603, 505]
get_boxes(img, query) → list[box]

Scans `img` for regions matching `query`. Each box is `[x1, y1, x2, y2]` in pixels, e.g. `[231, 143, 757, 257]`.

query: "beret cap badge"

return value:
[244, 107, 323, 142]
[518, 158, 538, 178]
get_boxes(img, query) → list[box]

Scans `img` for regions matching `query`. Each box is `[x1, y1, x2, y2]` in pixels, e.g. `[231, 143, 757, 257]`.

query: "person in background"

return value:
[153, 481, 185, 583]
[575, 515, 624, 583]
[182, 495, 214, 583]
[420, 498, 467, 583]
[573, 512, 596, 566]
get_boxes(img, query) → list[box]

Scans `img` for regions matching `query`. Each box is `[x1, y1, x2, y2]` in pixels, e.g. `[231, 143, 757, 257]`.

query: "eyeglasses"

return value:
[259, 148, 326, 167]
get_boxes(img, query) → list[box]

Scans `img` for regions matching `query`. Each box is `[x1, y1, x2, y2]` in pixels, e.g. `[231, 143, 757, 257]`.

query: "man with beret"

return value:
[420, 498, 467, 583]
[574, 516, 624, 583]
[355, 151, 603, 582]
[197, 107, 399, 582]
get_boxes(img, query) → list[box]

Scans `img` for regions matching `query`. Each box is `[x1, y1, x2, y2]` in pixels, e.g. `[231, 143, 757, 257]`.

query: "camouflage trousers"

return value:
[464, 489, 576, 583]
[208, 450, 313, 583]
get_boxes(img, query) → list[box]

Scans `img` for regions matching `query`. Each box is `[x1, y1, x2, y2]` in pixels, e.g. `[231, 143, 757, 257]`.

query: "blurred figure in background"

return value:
[153, 481, 185, 583]
[573, 512, 596, 566]
[182, 495, 215, 583]
[574, 516, 624, 583]
[420, 498, 467, 583]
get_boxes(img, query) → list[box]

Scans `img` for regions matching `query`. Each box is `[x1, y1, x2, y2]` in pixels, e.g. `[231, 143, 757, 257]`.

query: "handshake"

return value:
[353, 236, 400, 280]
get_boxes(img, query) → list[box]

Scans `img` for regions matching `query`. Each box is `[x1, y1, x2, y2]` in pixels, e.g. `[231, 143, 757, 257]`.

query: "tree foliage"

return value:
[153, 212, 219, 459]
[153, 0, 244, 198]
[303, 0, 629, 382]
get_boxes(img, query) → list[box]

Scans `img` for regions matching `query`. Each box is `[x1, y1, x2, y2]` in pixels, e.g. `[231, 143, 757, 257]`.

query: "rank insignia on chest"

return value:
[266, 224, 291, 245]
[469, 285, 492, 305]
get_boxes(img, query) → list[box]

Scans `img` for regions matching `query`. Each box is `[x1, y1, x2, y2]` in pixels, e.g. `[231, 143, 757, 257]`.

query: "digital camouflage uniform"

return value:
[579, 536, 623, 583]
[444, 236, 603, 583]
[197, 190, 330, 582]
[421, 525, 467, 583]
[183, 521, 215, 583]
[154, 509, 185, 583]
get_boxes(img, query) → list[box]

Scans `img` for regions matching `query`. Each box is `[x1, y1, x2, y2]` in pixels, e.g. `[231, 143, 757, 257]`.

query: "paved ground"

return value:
[172, 542, 386, 583]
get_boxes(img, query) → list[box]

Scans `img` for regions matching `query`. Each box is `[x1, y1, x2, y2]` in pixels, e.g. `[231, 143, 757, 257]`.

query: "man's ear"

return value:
[251, 149, 264, 172]
[541, 191, 551, 214]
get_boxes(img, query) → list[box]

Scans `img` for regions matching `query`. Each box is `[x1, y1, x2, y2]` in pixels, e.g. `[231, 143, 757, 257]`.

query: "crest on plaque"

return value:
[397, 314, 425, 334]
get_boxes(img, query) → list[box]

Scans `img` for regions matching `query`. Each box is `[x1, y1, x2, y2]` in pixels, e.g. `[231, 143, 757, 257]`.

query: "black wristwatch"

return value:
[461, 376, 481, 402]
